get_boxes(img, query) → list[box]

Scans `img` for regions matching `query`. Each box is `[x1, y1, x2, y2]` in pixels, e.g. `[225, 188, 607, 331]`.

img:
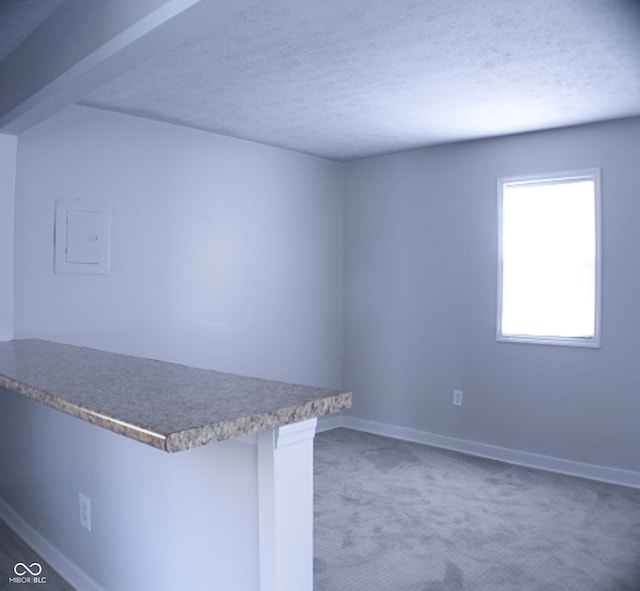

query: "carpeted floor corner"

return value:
[314, 428, 640, 591]
[0, 518, 74, 591]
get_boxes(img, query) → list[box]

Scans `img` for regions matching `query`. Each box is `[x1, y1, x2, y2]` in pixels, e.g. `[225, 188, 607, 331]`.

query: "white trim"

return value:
[257, 430, 277, 591]
[257, 419, 317, 591]
[316, 414, 343, 433]
[275, 417, 317, 449]
[0, 498, 103, 591]
[321, 414, 640, 489]
[496, 167, 602, 348]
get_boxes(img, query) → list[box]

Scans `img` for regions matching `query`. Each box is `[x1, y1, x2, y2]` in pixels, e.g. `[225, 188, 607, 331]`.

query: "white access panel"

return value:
[55, 199, 111, 274]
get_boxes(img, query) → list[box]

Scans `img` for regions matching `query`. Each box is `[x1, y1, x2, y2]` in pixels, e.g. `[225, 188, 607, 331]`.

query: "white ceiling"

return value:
[3, 0, 640, 161]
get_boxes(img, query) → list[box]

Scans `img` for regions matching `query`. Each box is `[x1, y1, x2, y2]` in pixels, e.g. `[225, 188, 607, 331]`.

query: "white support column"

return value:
[257, 418, 318, 591]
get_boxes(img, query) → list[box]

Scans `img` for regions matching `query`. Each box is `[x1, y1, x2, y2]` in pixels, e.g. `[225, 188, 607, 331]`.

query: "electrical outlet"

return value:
[453, 389, 463, 407]
[79, 492, 92, 532]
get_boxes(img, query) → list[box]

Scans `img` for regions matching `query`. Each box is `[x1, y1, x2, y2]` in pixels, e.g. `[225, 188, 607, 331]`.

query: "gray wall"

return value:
[13, 105, 343, 388]
[0, 388, 261, 590]
[343, 117, 640, 472]
[4, 107, 640, 585]
[1, 105, 344, 589]
[0, 134, 16, 340]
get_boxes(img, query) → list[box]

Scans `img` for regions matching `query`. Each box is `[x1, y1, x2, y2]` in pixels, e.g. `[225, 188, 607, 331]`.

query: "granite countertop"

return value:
[0, 339, 352, 452]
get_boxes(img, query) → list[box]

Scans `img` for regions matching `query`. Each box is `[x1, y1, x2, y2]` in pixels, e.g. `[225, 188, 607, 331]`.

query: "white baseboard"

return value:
[316, 414, 343, 433]
[0, 498, 103, 591]
[320, 414, 640, 490]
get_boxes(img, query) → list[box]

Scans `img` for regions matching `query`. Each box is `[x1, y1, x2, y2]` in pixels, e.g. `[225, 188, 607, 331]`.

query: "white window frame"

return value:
[497, 168, 602, 348]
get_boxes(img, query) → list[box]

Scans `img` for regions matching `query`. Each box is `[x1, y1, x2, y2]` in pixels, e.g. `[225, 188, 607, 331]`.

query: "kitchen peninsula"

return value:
[0, 339, 351, 591]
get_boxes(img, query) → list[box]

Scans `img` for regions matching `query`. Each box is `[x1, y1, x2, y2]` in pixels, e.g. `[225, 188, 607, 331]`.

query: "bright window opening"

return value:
[497, 169, 601, 347]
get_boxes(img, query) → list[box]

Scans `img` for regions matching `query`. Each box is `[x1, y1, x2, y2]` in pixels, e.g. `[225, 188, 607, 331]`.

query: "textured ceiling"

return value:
[5, 0, 640, 161]
[77, 0, 640, 160]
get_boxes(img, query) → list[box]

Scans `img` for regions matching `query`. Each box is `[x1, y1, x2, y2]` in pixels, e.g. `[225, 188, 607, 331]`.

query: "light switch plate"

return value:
[55, 199, 111, 274]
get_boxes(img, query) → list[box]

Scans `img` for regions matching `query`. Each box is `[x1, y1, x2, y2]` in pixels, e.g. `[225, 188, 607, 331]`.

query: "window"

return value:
[497, 169, 601, 347]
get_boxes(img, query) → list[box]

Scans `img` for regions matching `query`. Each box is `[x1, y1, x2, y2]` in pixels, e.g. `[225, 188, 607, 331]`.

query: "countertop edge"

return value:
[165, 391, 353, 452]
[0, 374, 169, 450]
[0, 352, 352, 453]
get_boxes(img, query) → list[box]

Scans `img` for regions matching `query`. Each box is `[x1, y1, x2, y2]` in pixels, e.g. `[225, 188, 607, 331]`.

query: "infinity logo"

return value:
[13, 562, 42, 576]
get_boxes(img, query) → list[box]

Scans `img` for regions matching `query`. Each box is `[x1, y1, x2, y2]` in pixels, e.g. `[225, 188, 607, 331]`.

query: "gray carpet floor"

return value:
[314, 428, 640, 591]
[2, 428, 639, 590]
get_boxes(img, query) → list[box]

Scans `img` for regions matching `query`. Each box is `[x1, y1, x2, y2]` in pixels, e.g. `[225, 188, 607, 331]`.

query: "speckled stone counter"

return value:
[0, 339, 351, 452]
